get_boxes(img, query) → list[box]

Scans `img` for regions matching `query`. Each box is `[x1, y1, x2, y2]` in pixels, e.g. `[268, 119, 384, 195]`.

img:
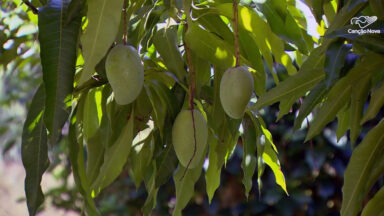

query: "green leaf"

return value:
[336, 105, 351, 140]
[311, 0, 324, 23]
[293, 81, 327, 131]
[86, 117, 109, 184]
[78, 0, 124, 84]
[361, 81, 384, 124]
[184, 23, 235, 69]
[129, 126, 154, 188]
[21, 85, 49, 216]
[190, 51, 211, 98]
[142, 164, 159, 216]
[256, 0, 309, 53]
[306, 53, 384, 141]
[38, 0, 81, 143]
[68, 109, 100, 216]
[215, 3, 273, 69]
[83, 88, 102, 139]
[258, 117, 288, 194]
[238, 29, 266, 96]
[149, 81, 179, 119]
[323, 0, 336, 23]
[205, 67, 241, 202]
[91, 109, 134, 197]
[305, 79, 352, 141]
[145, 84, 167, 134]
[369, 0, 384, 19]
[153, 26, 186, 81]
[361, 186, 384, 216]
[277, 95, 297, 121]
[215, 3, 296, 76]
[173, 152, 205, 216]
[353, 34, 384, 54]
[154, 129, 178, 188]
[194, 10, 234, 42]
[324, 40, 351, 88]
[252, 47, 326, 111]
[246, 112, 265, 196]
[350, 75, 371, 144]
[66, 0, 86, 24]
[205, 135, 222, 203]
[241, 115, 258, 198]
[326, 0, 368, 33]
[341, 120, 384, 216]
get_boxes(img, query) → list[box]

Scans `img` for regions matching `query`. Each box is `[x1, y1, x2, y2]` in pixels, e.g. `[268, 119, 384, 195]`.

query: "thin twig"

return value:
[123, 0, 128, 45]
[73, 75, 108, 95]
[22, 0, 38, 14]
[233, 0, 240, 67]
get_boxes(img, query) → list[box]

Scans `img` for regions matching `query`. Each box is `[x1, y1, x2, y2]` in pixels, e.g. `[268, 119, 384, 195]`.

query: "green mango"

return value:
[172, 109, 208, 169]
[220, 66, 254, 119]
[105, 45, 144, 105]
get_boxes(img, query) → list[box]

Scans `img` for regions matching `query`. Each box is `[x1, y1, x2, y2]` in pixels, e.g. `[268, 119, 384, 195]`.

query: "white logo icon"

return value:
[351, 16, 377, 29]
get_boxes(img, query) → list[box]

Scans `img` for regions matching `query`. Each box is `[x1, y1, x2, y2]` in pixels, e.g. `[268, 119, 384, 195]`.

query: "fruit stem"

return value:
[123, 0, 128, 45]
[233, 0, 240, 67]
[179, 27, 198, 181]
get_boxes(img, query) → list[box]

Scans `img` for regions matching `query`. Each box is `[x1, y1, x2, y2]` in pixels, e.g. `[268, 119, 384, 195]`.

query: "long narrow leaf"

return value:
[91, 109, 134, 197]
[68, 110, 100, 215]
[341, 120, 384, 216]
[38, 0, 81, 143]
[21, 86, 49, 216]
[78, 0, 124, 84]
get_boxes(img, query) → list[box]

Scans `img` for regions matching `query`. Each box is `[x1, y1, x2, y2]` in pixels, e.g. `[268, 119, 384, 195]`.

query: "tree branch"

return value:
[22, 0, 39, 15]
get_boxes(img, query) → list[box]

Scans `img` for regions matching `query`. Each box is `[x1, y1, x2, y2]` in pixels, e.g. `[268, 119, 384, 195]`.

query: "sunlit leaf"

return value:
[153, 26, 186, 81]
[184, 23, 235, 69]
[258, 117, 288, 194]
[78, 0, 124, 84]
[252, 47, 326, 111]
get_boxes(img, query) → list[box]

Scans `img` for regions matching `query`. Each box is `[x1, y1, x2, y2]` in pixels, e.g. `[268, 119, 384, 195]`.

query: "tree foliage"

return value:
[5, 0, 384, 215]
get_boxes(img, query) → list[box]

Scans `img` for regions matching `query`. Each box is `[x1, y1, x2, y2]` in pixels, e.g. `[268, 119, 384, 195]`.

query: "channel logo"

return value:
[350, 16, 377, 29]
[348, 16, 381, 35]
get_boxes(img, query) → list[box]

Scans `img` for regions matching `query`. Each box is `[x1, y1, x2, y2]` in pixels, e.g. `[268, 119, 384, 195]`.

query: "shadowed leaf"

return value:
[21, 85, 49, 216]
[38, 0, 81, 143]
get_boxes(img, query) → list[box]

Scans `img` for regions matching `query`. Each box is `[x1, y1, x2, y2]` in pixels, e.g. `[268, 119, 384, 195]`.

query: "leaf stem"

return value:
[233, 0, 240, 67]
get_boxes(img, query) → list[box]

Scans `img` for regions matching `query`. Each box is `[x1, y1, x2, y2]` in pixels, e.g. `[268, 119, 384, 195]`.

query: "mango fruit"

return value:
[220, 66, 254, 119]
[105, 45, 144, 105]
[172, 109, 208, 169]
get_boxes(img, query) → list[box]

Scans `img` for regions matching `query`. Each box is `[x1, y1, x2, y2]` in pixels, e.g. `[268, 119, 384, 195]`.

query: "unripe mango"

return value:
[105, 45, 144, 105]
[220, 66, 254, 119]
[172, 109, 208, 169]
